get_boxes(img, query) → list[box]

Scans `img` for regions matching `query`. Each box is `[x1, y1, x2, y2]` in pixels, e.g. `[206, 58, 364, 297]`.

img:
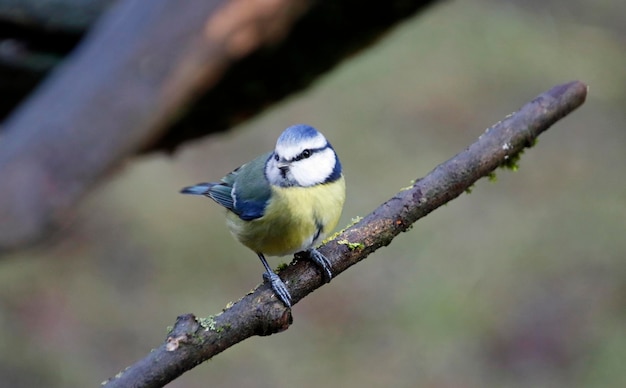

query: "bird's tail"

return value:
[180, 182, 215, 195]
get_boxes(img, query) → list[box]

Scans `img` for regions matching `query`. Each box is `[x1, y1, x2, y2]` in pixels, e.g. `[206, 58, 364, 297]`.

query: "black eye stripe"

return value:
[294, 149, 311, 161]
[292, 145, 327, 162]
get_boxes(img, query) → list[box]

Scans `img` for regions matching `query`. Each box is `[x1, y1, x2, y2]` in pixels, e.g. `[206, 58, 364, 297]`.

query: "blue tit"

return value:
[181, 124, 345, 307]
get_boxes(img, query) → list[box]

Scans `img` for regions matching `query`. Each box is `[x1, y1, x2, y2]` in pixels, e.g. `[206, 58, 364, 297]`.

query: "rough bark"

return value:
[102, 81, 588, 388]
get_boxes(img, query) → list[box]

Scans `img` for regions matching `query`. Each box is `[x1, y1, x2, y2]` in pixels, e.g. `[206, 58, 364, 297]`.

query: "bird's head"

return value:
[266, 124, 342, 187]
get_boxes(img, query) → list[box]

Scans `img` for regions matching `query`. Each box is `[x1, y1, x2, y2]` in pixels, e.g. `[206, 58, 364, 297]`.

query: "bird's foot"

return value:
[263, 271, 292, 308]
[305, 248, 333, 283]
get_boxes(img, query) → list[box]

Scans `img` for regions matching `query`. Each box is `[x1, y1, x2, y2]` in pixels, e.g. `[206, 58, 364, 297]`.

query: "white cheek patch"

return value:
[290, 148, 336, 187]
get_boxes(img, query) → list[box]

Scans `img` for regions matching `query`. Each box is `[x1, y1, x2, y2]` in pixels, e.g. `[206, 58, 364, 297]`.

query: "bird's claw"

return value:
[263, 271, 292, 308]
[306, 248, 333, 283]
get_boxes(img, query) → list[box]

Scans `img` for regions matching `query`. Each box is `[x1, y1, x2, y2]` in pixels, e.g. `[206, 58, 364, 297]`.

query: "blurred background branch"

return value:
[103, 81, 587, 388]
[0, 0, 438, 251]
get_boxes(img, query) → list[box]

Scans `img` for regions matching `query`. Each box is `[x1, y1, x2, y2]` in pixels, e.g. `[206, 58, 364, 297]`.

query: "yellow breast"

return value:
[226, 176, 345, 256]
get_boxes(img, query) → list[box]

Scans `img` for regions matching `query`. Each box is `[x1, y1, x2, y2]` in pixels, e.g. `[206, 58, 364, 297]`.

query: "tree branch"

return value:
[102, 81, 588, 388]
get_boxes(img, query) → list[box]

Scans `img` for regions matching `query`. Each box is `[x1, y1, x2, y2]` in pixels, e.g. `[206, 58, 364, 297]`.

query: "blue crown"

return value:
[277, 124, 322, 146]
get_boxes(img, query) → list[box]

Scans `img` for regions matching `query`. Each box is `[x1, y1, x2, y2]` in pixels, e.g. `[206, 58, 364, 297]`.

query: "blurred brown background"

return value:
[1, 0, 625, 386]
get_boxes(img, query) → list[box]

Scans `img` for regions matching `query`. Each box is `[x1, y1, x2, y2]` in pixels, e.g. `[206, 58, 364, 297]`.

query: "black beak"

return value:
[278, 165, 289, 178]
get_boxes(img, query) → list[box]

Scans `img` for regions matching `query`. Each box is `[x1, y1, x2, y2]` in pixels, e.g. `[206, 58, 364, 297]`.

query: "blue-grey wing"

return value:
[207, 184, 235, 209]
[230, 152, 273, 221]
[181, 152, 272, 221]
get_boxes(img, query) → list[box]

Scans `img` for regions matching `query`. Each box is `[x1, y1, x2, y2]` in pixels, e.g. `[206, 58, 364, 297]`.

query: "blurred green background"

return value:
[2, 0, 626, 386]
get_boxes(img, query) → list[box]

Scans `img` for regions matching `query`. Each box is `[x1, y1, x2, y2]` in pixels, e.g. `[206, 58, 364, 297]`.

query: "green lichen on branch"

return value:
[337, 239, 365, 251]
[500, 138, 538, 171]
[400, 179, 417, 192]
[322, 216, 363, 245]
[198, 316, 218, 332]
[467, 137, 539, 189]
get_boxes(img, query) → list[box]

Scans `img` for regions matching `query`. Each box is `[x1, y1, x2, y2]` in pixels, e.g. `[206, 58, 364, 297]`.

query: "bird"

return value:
[180, 124, 345, 307]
